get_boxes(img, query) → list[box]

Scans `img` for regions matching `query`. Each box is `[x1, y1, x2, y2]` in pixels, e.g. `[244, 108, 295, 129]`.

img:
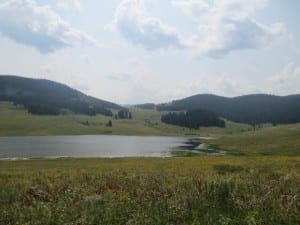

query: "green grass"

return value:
[0, 101, 252, 136]
[211, 123, 300, 156]
[0, 156, 299, 225]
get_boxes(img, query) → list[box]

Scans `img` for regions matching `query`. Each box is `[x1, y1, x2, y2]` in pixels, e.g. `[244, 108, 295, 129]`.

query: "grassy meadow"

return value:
[0, 101, 251, 136]
[1, 156, 299, 225]
[0, 101, 300, 224]
[211, 123, 300, 156]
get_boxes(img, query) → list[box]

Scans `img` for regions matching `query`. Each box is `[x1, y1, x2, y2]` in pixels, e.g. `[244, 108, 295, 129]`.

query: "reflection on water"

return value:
[0, 135, 222, 159]
[0, 135, 185, 158]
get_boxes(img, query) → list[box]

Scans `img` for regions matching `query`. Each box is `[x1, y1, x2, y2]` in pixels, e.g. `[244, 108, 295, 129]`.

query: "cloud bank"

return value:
[0, 0, 96, 53]
[109, 0, 286, 57]
[172, 0, 285, 57]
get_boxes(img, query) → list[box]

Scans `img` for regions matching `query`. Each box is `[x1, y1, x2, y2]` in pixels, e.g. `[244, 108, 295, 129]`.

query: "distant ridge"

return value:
[157, 94, 300, 125]
[0, 75, 123, 116]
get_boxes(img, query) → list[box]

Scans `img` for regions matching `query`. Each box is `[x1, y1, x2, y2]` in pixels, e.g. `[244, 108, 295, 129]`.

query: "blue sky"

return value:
[0, 0, 299, 104]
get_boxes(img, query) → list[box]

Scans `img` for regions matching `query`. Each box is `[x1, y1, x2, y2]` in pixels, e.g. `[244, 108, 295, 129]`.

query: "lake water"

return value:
[0, 135, 201, 158]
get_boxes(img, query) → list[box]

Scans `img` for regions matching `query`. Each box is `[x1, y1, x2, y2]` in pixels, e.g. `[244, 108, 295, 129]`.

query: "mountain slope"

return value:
[157, 94, 300, 125]
[0, 75, 123, 116]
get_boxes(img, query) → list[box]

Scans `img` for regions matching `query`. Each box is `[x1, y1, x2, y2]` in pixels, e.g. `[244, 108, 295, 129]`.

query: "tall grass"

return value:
[0, 157, 299, 225]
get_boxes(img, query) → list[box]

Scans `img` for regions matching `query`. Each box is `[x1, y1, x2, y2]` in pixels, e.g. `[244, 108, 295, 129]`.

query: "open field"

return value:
[211, 123, 300, 156]
[0, 101, 252, 136]
[0, 156, 299, 225]
[1, 101, 300, 224]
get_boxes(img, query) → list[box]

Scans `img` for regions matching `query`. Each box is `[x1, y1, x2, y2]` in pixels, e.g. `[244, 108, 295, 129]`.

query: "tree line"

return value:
[15, 99, 113, 116]
[161, 109, 225, 129]
[117, 110, 132, 119]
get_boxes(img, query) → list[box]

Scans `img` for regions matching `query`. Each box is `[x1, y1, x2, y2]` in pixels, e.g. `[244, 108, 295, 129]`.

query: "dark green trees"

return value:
[158, 94, 300, 126]
[117, 110, 132, 119]
[161, 109, 225, 129]
[107, 120, 112, 127]
[27, 103, 60, 115]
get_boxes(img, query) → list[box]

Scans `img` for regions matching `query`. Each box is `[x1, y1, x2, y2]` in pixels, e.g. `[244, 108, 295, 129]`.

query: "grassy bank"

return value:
[0, 156, 299, 225]
[211, 123, 300, 156]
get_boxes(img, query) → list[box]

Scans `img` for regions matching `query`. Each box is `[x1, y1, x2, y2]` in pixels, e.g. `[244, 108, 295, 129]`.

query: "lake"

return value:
[0, 135, 209, 159]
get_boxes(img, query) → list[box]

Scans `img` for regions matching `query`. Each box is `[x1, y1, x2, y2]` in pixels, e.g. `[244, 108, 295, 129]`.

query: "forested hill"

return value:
[0, 75, 123, 116]
[157, 94, 300, 125]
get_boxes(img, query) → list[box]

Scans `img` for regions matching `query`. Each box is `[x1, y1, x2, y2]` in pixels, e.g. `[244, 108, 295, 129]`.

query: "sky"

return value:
[0, 0, 299, 104]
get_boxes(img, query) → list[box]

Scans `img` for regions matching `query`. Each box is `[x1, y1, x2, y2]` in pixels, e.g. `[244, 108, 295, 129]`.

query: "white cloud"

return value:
[107, 0, 186, 50]
[269, 63, 300, 94]
[172, 0, 286, 57]
[196, 19, 285, 58]
[107, 70, 132, 83]
[0, 0, 96, 53]
[171, 0, 209, 19]
[82, 55, 95, 65]
[182, 73, 257, 98]
[108, 0, 286, 57]
[212, 0, 268, 19]
[57, 0, 82, 11]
